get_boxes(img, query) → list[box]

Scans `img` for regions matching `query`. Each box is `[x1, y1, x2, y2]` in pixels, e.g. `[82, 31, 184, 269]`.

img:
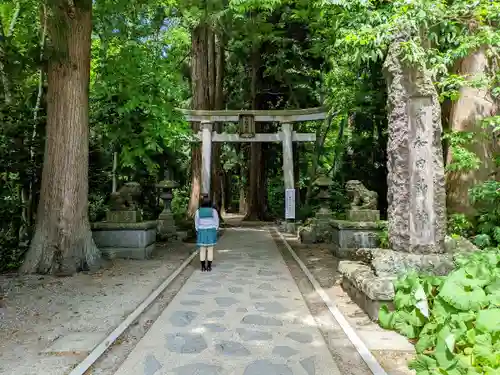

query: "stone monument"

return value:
[345, 180, 380, 222]
[298, 174, 335, 243]
[156, 179, 179, 241]
[92, 182, 157, 260]
[338, 36, 476, 320]
[106, 182, 143, 222]
[330, 180, 383, 259]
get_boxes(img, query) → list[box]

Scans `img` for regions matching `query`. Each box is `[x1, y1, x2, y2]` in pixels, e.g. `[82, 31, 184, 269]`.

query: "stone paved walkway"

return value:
[113, 227, 342, 375]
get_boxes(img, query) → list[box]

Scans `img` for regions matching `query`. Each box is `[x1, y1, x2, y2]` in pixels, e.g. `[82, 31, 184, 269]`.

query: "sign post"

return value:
[285, 188, 296, 219]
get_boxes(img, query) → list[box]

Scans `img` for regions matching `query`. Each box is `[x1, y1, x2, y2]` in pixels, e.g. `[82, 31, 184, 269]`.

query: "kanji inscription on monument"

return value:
[409, 98, 435, 246]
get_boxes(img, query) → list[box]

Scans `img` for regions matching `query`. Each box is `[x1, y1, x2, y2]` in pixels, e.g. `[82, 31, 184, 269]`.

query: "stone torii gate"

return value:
[179, 107, 327, 220]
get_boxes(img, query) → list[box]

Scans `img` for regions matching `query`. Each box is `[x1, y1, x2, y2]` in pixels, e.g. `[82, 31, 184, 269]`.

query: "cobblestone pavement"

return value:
[113, 227, 342, 375]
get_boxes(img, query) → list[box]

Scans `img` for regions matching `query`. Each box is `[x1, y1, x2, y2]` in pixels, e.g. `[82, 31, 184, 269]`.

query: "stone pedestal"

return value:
[330, 220, 382, 259]
[298, 216, 332, 243]
[347, 209, 380, 222]
[92, 221, 157, 260]
[285, 221, 297, 234]
[339, 260, 395, 321]
[158, 211, 178, 240]
[106, 210, 142, 223]
[338, 236, 479, 321]
[155, 179, 179, 241]
[298, 173, 335, 243]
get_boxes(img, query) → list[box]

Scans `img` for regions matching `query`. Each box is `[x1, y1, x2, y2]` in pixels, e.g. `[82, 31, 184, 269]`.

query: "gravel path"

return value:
[0, 242, 194, 375]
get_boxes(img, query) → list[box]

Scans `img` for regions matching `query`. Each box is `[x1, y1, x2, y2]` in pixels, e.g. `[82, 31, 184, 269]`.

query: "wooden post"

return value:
[281, 123, 295, 220]
[201, 121, 213, 196]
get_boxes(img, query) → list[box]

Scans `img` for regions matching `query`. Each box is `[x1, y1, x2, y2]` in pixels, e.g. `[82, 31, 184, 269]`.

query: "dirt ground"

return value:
[0, 241, 194, 375]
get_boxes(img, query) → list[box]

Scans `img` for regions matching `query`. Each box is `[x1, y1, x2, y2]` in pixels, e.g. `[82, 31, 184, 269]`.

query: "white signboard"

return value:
[285, 188, 296, 219]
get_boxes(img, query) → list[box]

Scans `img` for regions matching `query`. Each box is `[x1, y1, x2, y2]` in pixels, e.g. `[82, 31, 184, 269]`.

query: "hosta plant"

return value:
[379, 248, 500, 375]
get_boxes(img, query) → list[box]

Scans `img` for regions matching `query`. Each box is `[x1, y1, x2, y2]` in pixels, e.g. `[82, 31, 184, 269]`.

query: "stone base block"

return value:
[331, 219, 382, 250]
[100, 244, 155, 260]
[332, 246, 360, 260]
[285, 222, 297, 234]
[339, 260, 395, 321]
[355, 248, 455, 277]
[157, 213, 178, 241]
[106, 210, 142, 223]
[299, 226, 317, 244]
[91, 220, 156, 260]
[347, 209, 380, 222]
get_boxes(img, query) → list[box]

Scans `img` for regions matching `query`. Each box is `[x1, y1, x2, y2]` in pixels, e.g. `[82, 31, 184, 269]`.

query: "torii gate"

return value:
[179, 107, 327, 220]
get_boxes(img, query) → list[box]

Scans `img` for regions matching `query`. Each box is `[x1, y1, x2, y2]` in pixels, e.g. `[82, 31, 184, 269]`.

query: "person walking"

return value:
[194, 195, 220, 272]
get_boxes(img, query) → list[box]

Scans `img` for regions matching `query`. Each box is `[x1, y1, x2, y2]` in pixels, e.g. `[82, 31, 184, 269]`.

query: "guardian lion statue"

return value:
[109, 182, 142, 211]
[345, 180, 378, 210]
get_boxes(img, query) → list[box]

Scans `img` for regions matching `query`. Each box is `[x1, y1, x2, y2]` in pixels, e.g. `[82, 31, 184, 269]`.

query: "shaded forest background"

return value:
[0, 0, 499, 272]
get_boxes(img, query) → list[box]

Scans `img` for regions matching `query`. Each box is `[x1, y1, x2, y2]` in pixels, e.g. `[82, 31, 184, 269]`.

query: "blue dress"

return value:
[196, 207, 218, 247]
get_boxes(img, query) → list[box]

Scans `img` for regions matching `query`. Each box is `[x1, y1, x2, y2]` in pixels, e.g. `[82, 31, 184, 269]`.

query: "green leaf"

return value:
[438, 275, 488, 311]
[472, 334, 498, 368]
[394, 290, 415, 309]
[378, 304, 394, 329]
[416, 334, 435, 354]
[392, 311, 421, 339]
[476, 309, 500, 333]
[408, 354, 438, 375]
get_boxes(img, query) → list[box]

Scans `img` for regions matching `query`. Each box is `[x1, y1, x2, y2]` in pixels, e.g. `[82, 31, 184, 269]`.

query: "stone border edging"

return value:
[273, 227, 389, 375]
[67, 249, 199, 375]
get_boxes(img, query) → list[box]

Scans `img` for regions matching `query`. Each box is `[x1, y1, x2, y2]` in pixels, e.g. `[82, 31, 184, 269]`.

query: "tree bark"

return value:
[446, 47, 499, 216]
[211, 28, 225, 217]
[20, 0, 100, 275]
[0, 2, 21, 105]
[244, 48, 265, 220]
[187, 24, 209, 216]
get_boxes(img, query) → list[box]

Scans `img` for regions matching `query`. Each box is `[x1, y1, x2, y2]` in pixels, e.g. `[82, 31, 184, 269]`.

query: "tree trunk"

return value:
[446, 47, 499, 216]
[20, 0, 100, 275]
[187, 24, 209, 216]
[244, 48, 265, 220]
[211, 28, 225, 216]
[0, 3, 21, 105]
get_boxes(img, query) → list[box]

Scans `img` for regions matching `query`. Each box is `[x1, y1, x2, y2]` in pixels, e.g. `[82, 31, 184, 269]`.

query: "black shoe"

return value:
[201, 261, 206, 272]
[207, 261, 212, 272]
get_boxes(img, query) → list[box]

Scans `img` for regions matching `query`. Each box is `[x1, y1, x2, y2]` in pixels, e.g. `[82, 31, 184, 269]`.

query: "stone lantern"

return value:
[313, 174, 333, 216]
[297, 173, 334, 244]
[155, 179, 178, 240]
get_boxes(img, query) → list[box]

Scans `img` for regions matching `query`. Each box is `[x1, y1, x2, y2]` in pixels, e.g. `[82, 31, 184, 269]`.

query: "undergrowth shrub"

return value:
[171, 187, 190, 226]
[379, 248, 500, 375]
[469, 181, 500, 249]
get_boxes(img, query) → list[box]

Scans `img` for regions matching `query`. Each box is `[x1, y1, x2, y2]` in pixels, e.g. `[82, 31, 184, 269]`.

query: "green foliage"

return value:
[267, 176, 285, 219]
[91, 2, 191, 175]
[171, 187, 191, 226]
[443, 131, 482, 173]
[469, 181, 500, 248]
[379, 249, 500, 375]
[377, 223, 390, 249]
[448, 214, 474, 239]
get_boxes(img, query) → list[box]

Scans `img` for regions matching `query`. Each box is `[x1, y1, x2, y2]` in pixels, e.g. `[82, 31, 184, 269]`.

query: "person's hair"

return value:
[200, 194, 212, 208]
